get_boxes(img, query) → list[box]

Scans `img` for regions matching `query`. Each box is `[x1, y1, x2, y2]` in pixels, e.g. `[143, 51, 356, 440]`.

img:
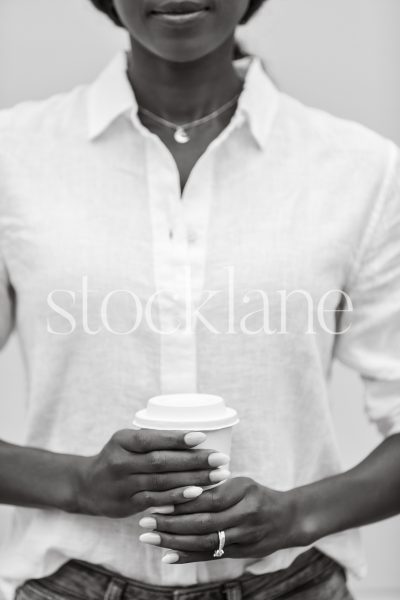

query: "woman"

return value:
[0, 0, 399, 598]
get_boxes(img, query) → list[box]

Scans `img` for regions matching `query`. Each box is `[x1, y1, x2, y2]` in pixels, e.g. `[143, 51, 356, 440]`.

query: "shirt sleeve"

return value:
[0, 238, 15, 351]
[334, 144, 400, 438]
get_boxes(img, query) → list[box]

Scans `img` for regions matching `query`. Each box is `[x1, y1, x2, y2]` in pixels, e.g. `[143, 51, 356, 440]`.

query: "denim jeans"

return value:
[15, 548, 355, 600]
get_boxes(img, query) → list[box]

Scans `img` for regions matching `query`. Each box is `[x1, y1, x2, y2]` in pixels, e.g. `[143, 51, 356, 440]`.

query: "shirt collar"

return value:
[86, 51, 280, 148]
[235, 56, 280, 149]
[86, 51, 137, 141]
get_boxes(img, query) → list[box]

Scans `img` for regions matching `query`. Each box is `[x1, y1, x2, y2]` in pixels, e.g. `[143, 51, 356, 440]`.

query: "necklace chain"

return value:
[139, 93, 241, 131]
[137, 92, 241, 144]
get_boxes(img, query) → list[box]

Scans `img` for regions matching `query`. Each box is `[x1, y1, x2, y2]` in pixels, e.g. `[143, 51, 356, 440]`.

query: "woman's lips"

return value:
[150, 1, 211, 24]
[152, 10, 209, 24]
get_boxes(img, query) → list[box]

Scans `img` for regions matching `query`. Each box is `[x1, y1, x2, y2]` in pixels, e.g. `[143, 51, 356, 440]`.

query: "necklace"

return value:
[138, 93, 241, 144]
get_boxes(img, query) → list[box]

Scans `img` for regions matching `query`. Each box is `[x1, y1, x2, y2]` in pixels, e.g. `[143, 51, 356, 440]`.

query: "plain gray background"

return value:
[0, 1, 399, 598]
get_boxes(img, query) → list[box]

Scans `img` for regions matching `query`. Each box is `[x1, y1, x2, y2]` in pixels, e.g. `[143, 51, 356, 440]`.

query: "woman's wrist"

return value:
[284, 475, 358, 547]
[32, 451, 92, 515]
[0, 440, 91, 515]
[65, 454, 94, 515]
[258, 486, 317, 550]
[284, 485, 323, 547]
[284, 434, 400, 547]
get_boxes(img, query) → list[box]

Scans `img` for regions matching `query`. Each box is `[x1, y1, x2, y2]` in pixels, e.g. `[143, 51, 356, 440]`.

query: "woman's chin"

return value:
[144, 35, 220, 64]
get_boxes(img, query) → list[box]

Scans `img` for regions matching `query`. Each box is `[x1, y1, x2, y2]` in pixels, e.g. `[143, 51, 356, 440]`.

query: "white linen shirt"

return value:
[0, 51, 400, 599]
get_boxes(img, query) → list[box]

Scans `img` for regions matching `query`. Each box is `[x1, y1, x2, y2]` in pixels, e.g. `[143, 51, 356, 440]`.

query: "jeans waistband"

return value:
[23, 548, 345, 600]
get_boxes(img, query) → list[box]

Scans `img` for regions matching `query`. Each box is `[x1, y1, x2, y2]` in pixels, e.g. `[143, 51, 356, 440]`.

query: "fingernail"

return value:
[184, 432, 207, 447]
[139, 517, 157, 529]
[139, 532, 161, 545]
[183, 486, 203, 499]
[209, 469, 231, 483]
[208, 452, 230, 467]
[162, 552, 180, 564]
[148, 506, 174, 514]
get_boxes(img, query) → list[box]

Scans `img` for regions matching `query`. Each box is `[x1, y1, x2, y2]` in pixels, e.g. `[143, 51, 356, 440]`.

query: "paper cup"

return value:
[133, 394, 239, 486]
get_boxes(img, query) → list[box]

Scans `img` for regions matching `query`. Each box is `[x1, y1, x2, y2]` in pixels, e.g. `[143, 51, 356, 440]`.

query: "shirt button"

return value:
[187, 230, 198, 245]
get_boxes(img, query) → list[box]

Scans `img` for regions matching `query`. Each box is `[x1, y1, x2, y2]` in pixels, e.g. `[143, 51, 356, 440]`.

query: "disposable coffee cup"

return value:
[132, 394, 239, 484]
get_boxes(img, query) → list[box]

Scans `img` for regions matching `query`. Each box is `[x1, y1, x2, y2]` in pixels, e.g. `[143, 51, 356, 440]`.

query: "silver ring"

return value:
[213, 530, 226, 558]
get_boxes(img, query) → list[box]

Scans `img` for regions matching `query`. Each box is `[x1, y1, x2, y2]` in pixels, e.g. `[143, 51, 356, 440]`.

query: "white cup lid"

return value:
[133, 394, 239, 431]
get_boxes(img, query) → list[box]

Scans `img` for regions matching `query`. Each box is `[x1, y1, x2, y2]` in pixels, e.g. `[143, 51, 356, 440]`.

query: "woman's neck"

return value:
[127, 37, 243, 124]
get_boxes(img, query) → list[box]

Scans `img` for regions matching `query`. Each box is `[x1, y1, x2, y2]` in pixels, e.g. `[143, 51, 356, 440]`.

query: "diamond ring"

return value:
[213, 530, 226, 558]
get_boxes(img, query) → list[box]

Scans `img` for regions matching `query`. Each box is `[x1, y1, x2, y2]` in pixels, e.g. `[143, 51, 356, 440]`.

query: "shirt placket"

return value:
[146, 145, 191, 394]
[144, 136, 213, 585]
[140, 104, 247, 583]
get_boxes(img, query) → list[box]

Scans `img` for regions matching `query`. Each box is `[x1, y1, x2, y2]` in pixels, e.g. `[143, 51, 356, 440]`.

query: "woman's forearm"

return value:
[0, 439, 83, 513]
[291, 433, 400, 544]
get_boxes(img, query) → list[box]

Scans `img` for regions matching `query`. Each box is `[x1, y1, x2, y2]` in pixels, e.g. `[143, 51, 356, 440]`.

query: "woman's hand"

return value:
[74, 429, 230, 518]
[138, 477, 302, 563]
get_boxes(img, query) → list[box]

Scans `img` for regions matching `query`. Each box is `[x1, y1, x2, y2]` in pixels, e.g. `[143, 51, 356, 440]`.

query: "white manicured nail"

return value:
[148, 506, 174, 514]
[139, 517, 157, 529]
[184, 432, 207, 447]
[139, 532, 161, 545]
[209, 469, 231, 483]
[208, 453, 230, 467]
[183, 486, 203, 499]
[162, 552, 180, 564]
